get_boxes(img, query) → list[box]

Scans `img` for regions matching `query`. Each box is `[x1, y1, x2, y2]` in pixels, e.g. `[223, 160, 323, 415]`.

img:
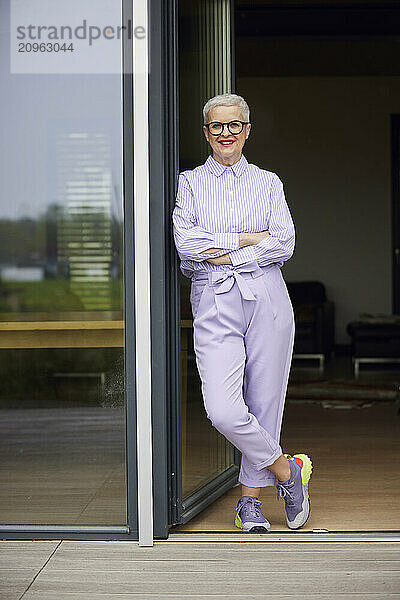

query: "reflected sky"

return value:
[0, 0, 123, 221]
[0, 0, 124, 311]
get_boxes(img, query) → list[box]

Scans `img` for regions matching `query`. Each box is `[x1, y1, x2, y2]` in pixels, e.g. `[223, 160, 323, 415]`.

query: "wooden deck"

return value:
[0, 312, 192, 349]
[1, 540, 399, 599]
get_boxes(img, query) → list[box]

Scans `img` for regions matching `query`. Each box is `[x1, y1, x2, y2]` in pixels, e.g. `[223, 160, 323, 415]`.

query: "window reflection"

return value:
[0, 1, 126, 526]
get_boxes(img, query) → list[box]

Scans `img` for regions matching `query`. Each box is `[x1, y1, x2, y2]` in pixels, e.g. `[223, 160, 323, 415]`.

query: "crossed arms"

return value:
[199, 231, 271, 265]
[172, 172, 295, 267]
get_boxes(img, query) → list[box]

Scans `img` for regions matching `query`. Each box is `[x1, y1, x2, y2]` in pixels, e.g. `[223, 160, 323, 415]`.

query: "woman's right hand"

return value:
[239, 230, 270, 247]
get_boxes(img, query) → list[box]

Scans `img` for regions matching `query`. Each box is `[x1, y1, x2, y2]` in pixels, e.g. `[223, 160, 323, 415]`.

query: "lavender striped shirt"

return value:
[172, 153, 295, 279]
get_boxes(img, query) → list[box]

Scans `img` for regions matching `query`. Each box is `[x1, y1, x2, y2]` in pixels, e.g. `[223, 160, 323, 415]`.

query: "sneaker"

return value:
[234, 495, 271, 533]
[276, 453, 313, 529]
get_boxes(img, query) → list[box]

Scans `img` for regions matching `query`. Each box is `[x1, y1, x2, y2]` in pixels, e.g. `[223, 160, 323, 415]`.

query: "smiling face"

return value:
[203, 104, 251, 166]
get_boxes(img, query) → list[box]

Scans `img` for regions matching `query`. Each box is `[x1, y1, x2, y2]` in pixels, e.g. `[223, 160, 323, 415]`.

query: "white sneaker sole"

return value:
[235, 514, 271, 533]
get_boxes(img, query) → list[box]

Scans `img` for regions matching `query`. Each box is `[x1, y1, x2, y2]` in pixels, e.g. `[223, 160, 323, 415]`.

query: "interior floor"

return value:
[172, 356, 400, 532]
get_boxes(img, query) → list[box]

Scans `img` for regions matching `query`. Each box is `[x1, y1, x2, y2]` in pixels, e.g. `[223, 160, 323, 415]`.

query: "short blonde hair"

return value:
[203, 93, 250, 124]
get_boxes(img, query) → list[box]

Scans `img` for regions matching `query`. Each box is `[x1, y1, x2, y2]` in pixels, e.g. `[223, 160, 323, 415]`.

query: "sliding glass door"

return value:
[171, 0, 238, 526]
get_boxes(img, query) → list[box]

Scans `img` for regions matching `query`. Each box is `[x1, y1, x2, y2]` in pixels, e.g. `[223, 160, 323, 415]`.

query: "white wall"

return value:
[237, 76, 400, 344]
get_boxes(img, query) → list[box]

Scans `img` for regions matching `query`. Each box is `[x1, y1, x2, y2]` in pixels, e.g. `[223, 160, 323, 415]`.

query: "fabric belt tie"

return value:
[209, 263, 260, 301]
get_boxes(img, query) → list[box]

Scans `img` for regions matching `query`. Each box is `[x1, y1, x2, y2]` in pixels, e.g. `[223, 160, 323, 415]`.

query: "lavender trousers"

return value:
[190, 260, 295, 488]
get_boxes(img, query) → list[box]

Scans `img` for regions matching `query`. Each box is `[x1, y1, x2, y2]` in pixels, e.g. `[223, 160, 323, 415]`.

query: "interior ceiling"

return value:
[235, 2, 400, 36]
[234, 1, 400, 76]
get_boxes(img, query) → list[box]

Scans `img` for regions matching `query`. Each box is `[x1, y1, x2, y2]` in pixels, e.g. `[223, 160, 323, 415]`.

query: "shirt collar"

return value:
[205, 153, 248, 178]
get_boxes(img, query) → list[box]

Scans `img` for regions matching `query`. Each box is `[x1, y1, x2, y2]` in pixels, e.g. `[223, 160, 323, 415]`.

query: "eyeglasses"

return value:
[204, 120, 250, 136]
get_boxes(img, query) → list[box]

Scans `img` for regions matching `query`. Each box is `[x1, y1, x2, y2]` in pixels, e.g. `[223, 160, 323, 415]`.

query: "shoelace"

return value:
[236, 497, 262, 518]
[276, 481, 295, 505]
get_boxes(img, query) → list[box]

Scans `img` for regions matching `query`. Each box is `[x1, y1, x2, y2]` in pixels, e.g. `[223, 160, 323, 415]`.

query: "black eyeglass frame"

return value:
[203, 120, 250, 136]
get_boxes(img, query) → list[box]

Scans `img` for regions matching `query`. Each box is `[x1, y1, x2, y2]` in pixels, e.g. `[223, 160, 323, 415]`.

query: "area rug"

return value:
[287, 378, 400, 409]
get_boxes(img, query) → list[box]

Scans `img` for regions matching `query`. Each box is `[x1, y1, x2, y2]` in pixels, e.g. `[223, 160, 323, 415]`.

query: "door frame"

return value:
[150, 0, 400, 540]
[148, 0, 178, 538]
[1, 0, 139, 542]
[391, 114, 400, 314]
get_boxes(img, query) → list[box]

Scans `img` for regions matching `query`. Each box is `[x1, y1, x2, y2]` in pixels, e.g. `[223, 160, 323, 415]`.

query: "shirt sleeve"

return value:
[228, 174, 295, 267]
[172, 173, 240, 262]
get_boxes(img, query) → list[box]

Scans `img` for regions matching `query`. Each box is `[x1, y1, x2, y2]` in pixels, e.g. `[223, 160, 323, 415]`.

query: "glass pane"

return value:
[179, 1, 235, 500]
[0, 2, 126, 525]
[181, 275, 235, 499]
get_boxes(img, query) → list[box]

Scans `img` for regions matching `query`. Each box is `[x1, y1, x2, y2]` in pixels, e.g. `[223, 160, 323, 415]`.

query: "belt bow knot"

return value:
[209, 262, 260, 301]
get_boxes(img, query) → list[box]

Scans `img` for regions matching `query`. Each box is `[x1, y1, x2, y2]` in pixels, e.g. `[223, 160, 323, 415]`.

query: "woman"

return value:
[172, 93, 312, 532]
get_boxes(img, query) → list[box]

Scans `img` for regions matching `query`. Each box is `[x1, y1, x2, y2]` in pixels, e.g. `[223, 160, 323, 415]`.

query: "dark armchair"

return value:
[286, 281, 335, 370]
[346, 315, 400, 377]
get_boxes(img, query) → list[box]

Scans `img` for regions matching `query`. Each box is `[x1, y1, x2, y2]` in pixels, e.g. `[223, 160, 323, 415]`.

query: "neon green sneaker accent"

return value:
[284, 452, 313, 487]
[294, 453, 313, 486]
[234, 514, 243, 530]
